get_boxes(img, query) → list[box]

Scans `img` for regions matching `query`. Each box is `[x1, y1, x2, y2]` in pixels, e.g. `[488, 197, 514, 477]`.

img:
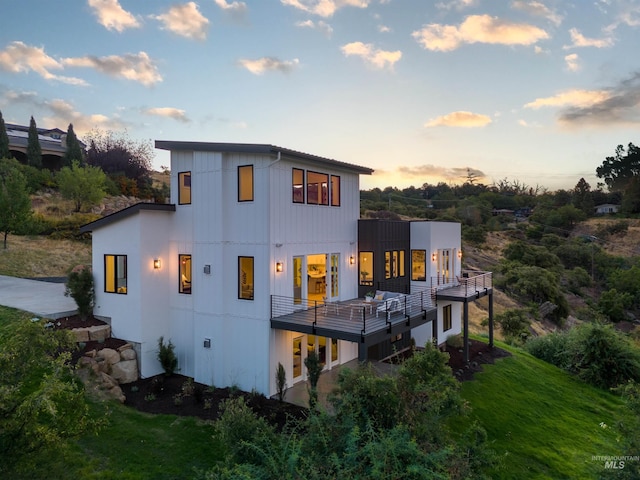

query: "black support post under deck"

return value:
[488, 292, 494, 348]
[358, 341, 367, 362]
[463, 301, 469, 363]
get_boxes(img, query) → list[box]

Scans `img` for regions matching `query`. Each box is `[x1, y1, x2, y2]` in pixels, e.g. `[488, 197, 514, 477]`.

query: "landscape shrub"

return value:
[495, 309, 531, 342]
[64, 264, 94, 320]
[525, 333, 571, 370]
[275, 362, 287, 402]
[157, 336, 178, 376]
[597, 288, 634, 323]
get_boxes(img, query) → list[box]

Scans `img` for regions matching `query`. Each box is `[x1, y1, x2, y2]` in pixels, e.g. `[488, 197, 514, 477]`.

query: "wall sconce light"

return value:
[458, 250, 463, 259]
[153, 258, 161, 269]
[203, 264, 211, 275]
[349, 256, 355, 265]
[275, 262, 283, 273]
[431, 253, 437, 262]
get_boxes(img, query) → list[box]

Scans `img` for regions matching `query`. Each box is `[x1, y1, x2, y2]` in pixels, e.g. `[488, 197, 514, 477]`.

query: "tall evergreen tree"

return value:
[0, 110, 11, 159]
[26, 116, 42, 168]
[63, 123, 84, 167]
[0, 164, 32, 248]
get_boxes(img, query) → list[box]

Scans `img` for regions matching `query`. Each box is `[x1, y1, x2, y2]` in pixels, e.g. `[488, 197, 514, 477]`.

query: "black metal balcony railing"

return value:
[429, 271, 492, 297]
[271, 290, 435, 337]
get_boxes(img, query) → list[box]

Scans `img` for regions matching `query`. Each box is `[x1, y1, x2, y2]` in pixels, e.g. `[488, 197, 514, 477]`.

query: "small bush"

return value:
[64, 265, 94, 320]
[157, 336, 178, 376]
[275, 362, 287, 402]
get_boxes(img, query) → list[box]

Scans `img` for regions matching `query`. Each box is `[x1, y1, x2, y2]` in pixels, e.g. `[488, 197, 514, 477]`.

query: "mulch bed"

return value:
[444, 339, 511, 381]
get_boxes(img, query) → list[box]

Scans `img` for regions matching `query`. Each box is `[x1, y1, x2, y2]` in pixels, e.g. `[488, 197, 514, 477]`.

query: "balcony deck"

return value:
[432, 271, 493, 302]
[270, 290, 436, 347]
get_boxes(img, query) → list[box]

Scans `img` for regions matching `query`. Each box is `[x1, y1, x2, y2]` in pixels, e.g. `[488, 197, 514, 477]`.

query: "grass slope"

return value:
[456, 340, 626, 479]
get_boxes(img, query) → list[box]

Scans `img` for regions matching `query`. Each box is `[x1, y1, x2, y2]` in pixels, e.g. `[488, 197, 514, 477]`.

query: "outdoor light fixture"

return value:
[432, 253, 437, 262]
[349, 256, 355, 265]
[153, 258, 161, 269]
[275, 262, 283, 273]
[458, 250, 463, 259]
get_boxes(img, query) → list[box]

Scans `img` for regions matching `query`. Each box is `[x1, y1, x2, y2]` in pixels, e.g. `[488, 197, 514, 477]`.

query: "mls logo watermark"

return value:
[592, 455, 639, 470]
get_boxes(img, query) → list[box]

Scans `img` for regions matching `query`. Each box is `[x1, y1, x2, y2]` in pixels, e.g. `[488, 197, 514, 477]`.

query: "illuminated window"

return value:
[178, 172, 191, 205]
[330, 175, 340, 206]
[443, 304, 452, 331]
[179, 254, 191, 294]
[238, 165, 253, 202]
[239, 256, 254, 300]
[307, 171, 329, 205]
[399, 250, 405, 277]
[411, 250, 426, 281]
[104, 254, 127, 294]
[385, 251, 391, 279]
[359, 251, 373, 286]
[292, 168, 304, 203]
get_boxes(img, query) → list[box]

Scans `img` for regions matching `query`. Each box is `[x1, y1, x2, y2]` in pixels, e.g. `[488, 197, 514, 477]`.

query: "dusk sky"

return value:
[1, 0, 639, 192]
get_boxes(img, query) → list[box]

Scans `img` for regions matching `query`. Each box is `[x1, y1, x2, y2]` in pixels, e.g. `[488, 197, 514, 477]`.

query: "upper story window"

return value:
[293, 168, 304, 203]
[359, 251, 373, 286]
[179, 254, 192, 294]
[386, 250, 406, 279]
[239, 256, 254, 300]
[178, 171, 191, 205]
[411, 250, 426, 281]
[330, 175, 340, 206]
[307, 171, 329, 205]
[104, 254, 127, 294]
[443, 304, 452, 331]
[238, 165, 253, 202]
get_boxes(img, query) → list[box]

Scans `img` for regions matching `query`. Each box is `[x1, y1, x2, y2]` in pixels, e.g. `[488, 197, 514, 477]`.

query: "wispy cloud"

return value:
[296, 19, 333, 37]
[564, 53, 580, 72]
[563, 28, 614, 49]
[143, 107, 190, 123]
[340, 42, 401, 70]
[524, 89, 610, 109]
[214, 0, 248, 19]
[436, 0, 478, 11]
[424, 111, 492, 128]
[87, 0, 140, 32]
[63, 52, 162, 86]
[153, 2, 209, 40]
[238, 57, 300, 75]
[511, 1, 563, 26]
[412, 14, 549, 51]
[397, 164, 487, 183]
[281, 0, 370, 18]
[0, 41, 87, 86]
[558, 73, 640, 126]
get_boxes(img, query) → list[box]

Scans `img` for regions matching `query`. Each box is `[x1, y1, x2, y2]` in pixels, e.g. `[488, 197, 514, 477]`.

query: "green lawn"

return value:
[453, 340, 626, 479]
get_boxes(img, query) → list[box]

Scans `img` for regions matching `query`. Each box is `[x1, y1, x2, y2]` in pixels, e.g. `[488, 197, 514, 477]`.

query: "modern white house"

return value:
[594, 204, 620, 215]
[81, 141, 493, 397]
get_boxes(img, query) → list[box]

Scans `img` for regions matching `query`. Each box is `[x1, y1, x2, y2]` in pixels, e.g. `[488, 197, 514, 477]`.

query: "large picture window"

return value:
[411, 250, 426, 281]
[443, 304, 452, 332]
[104, 254, 127, 294]
[330, 175, 340, 206]
[359, 251, 373, 286]
[179, 254, 192, 294]
[178, 171, 191, 205]
[238, 165, 253, 202]
[239, 256, 254, 300]
[292, 168, 304, 203]
[307, 171, 329, 205]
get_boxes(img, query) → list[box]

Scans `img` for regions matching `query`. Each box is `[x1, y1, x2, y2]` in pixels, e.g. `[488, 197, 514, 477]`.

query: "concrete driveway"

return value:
[0, 275, 77, 319]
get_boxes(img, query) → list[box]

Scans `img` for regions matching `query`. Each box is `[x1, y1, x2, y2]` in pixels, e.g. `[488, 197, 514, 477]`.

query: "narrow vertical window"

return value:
[104, 254, 127, 294]
[392, 251, 399, 278]
[411, 250, 426, 281]
[385, 251, 391, 279]
[399, 250, 405, 277]
[330, 175, 340, 206]
[238, 165, 253, 202]
[179, 254, 192, 294]
[178, 171, 191, 205]
[331, 254, 339, 298]
[292, 168, 304, 203]
[239, 256, 254, 300]
[443, 304, 452, 331]
[359, 251, 373, 286]
[293, 256, 302, 304]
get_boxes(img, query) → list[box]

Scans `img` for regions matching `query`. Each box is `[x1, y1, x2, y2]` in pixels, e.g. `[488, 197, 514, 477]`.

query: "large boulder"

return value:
[111, 359, 138, 384]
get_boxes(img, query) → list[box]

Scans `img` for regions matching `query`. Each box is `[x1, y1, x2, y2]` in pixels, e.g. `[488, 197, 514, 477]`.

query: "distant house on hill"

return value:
[5, 122, 85, 169]
[594, 204, 619, 215]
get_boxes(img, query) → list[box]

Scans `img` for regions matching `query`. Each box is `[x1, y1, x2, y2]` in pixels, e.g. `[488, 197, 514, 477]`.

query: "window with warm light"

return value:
[239, 256, 254, 300]
[238, 165, 253, 202]
[411, 250, 426, 281]
[359, 251, 373, 286]
[178, 171, 191, 205]
[330, 175, 340, 206]
[307, 171, 329, 205]
[179, 254, 192, 294]
[292, 168, 304, 203]
[105, 254, 127, 294]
